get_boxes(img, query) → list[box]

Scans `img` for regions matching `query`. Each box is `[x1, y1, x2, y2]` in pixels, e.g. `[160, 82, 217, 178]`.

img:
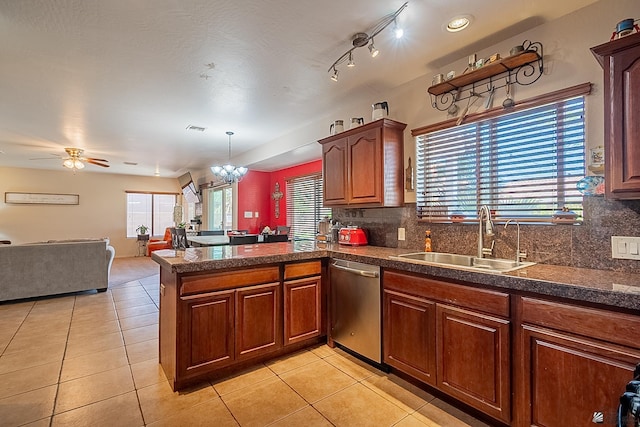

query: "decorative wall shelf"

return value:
[428, 41, 544, 112]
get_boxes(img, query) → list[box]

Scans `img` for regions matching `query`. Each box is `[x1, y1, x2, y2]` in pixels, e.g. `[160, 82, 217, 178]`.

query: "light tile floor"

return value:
[0, 274, 491, 427]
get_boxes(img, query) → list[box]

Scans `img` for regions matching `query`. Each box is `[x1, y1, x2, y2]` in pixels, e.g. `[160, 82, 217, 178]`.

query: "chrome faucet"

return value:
[504, 219, 527, 265]
[478, 205, 494, 258]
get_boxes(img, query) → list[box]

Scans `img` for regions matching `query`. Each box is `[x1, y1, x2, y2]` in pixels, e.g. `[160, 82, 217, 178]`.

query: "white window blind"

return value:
[126, 193, 177, 237]
[286, 173, 331, 241]
[416, 96, 585, 222]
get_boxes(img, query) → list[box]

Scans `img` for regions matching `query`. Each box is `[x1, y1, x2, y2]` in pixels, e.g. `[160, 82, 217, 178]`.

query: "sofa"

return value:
[0, 239, 115, 302]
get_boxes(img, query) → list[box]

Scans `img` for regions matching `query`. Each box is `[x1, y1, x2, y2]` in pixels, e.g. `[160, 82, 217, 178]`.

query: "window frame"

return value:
[412, 83, 591, 224]
[126, 191, 178, 238]
[285, 173, 331, 241]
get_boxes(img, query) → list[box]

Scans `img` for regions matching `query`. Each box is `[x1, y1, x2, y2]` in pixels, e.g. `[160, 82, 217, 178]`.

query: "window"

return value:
[286, 173, 331, 241]
[416, 96, 585, 222]
[126, 192, 177, 237]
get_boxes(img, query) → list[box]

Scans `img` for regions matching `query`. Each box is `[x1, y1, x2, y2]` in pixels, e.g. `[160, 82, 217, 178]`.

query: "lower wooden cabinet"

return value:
[284, 276, 322, 345]
[180, 289, 235, 374]
[383, 270, 511, 424]
[236, 282, 281, 361]
[436, 304, 510, 423]
[383, 289, 436, 386]
[516, 297, 640, 427]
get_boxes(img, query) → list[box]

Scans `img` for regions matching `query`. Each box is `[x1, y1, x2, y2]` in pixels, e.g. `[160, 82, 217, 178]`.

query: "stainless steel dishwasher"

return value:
[330, 259, 381, 363]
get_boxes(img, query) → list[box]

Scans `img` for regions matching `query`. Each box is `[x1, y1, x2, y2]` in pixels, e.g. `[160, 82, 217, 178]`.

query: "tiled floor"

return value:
[0, 274, 490, 427]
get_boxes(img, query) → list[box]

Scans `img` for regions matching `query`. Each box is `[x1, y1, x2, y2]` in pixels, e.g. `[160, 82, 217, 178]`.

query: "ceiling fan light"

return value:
[74, 160, 85, 169]
[63, 159, 74, 169]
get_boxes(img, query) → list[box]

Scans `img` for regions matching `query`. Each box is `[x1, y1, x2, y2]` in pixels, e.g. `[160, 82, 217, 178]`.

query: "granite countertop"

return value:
[152, 242, 640, 311]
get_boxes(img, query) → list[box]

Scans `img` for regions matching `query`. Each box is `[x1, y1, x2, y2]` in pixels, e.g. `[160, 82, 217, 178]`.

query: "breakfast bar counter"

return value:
[152, 242, 640, 311]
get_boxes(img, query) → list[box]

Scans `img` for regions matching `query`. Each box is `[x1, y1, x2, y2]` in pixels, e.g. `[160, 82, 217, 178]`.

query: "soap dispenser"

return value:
[424, 230, 432, 252]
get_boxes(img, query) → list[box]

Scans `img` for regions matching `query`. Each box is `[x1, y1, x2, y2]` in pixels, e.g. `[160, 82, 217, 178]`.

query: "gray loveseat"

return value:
[0, 239, 115, 302]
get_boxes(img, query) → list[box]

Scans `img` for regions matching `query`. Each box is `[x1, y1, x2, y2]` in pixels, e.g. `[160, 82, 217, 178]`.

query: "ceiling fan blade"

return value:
[86, 157, 108, 162]
[87, 159, 110, 168]
[29, 156, 60, 160]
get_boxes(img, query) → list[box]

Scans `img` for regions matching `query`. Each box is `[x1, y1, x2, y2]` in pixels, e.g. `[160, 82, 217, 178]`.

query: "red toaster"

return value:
[338, 227, 368, 246]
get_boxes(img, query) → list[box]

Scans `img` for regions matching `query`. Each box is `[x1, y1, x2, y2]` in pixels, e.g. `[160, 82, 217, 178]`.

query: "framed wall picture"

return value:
[4, 192, 79, 205]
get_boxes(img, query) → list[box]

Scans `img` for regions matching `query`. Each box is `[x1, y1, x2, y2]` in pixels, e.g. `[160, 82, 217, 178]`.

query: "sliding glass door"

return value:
[207, 186, 233, 231]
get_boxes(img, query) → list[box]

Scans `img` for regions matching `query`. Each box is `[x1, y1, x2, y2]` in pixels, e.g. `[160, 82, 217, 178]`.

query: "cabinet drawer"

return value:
[180, 266, 280, 296]
[284, 261, 321, 280]
[384, 270, 509, 317]
[519, 297, 640, 350]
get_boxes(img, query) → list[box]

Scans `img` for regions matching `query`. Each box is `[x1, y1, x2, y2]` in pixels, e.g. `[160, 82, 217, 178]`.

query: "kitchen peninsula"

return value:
[152, 243, 640, 426]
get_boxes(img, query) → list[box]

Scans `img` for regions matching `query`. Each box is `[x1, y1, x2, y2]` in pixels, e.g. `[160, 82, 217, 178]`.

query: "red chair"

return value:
[147, 227, 173, 256]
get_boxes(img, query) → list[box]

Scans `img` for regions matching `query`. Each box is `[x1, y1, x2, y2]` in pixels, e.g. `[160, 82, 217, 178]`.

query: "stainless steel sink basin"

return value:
[389, 252, 535, 273]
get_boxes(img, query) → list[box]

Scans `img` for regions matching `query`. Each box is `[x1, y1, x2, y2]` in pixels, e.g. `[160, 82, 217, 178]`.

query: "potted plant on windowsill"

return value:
[136, 225, 150, 241]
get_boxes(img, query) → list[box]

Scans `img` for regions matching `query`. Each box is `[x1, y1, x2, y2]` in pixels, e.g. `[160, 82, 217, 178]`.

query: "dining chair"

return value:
[276, 226, 291, 235]
[199, 230, 224, 236]
[229, 235, 258, 245]
[174, 228, 189, 250]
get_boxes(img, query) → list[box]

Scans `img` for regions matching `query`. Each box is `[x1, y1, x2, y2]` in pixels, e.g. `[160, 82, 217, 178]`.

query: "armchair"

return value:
[147, 227, 173, 256]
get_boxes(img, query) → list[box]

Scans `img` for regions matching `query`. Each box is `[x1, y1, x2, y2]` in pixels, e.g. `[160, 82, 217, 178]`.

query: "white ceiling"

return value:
[0, 0, 597, 177]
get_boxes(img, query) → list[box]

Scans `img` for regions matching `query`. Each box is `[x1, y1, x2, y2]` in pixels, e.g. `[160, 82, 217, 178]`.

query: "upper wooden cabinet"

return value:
[318, 118, 406, 207]
[591, 33, 640, 199]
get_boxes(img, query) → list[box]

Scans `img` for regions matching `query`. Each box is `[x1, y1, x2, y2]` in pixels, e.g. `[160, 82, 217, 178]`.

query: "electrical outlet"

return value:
[398, 228, 406, 241]
[611, 236, 640, 260]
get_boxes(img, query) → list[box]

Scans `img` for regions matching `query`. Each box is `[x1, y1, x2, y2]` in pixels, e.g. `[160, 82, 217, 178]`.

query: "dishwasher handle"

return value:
[331, 262, 379, 278]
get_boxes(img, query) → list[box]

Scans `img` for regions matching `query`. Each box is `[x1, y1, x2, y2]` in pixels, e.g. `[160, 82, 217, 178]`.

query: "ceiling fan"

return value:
[60, 147, 110, 170]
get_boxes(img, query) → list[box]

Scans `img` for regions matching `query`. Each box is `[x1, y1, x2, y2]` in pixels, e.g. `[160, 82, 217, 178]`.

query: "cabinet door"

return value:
[235, 282, 282, 361]
[592, 34, 640, 198]
[436, 305, 511, 423]
[383, 289, 436, 386]
[284, 276, 322, 345]
[179, 290, 235, 377]
[348, 127, 382, 205]
[322, 138, 348, 206]
[520, 325, 640, 427]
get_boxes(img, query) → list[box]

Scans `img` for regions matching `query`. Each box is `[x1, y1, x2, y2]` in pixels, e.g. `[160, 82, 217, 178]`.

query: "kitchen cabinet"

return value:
[283, 261, 323, 346]
[235, 282, 281, 361]
[591, 33, 640, 199]
[318, 118, 406, 207]
[383, 270, 511, 423]
[515, 297, 640, 427]
[159, 261, 327, 391]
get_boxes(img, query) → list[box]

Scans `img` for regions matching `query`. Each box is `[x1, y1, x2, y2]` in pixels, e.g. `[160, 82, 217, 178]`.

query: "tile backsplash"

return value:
[332, 196, 640, 273]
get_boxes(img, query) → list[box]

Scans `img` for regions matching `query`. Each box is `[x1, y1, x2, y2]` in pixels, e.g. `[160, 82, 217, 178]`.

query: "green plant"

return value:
[136, 225, 149, 235]
[177, 222, 187, 229]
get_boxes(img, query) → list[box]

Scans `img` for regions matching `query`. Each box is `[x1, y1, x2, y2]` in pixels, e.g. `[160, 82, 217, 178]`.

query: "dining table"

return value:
[187, 235, 230, 247]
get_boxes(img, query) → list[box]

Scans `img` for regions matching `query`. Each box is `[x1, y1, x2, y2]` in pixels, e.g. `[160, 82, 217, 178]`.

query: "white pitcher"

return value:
[329, 120, 344, 135]
[350, 117, 364, 129]
[372, 101, 389, 120]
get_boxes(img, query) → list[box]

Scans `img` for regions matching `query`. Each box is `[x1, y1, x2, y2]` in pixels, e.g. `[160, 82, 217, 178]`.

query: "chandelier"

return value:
[328, 2, 408, 82]
[210, 131, 248, 184]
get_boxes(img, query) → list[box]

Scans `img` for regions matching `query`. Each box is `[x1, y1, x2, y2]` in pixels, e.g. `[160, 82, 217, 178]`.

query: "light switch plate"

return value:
[611, 236, 640, 260]
[398, 228, 406, 241]
[244, 211, 253, 218]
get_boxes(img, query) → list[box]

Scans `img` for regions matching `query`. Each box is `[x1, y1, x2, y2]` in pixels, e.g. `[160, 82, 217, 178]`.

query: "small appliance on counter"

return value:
[338, 226, 368, 246]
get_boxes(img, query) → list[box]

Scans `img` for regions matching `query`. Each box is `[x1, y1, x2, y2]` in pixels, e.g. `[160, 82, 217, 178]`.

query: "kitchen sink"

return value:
[389, 252, 535, 273]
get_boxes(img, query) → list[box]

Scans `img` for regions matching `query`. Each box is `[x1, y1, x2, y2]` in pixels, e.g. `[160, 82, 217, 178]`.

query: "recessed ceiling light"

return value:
[446, 15, 473, 32]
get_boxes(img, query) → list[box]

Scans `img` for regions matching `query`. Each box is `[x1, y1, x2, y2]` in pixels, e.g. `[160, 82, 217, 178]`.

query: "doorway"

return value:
[207, 186, 233, 231]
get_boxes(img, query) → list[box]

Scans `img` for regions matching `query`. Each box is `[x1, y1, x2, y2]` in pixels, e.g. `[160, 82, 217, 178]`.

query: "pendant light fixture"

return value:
[210, 131, 248, 184]
[327, 2, 408, 81]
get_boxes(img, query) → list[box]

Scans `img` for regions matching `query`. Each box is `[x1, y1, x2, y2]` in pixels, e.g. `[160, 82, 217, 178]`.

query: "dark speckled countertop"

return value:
[152, 242, 640, 311]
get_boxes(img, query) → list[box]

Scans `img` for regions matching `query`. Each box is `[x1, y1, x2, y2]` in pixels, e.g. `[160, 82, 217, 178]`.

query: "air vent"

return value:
[186, 125, 206, 132]
[123, 161, 138, 166]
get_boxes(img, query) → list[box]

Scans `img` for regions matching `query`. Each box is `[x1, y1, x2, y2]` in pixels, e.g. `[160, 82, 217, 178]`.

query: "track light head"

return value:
[330, 67, 339, 82]
[347, 52, 355, 68]
[369, 40, 379, 58]
[394, 19, 404, 38]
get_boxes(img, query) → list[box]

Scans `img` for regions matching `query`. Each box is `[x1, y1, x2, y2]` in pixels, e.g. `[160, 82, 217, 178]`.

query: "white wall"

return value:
[230, 0, 637, 204]
[0, 167, 180, 256]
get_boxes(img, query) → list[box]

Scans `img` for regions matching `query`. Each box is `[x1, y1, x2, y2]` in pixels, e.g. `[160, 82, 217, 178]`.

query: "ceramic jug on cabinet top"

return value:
[350, 117, 364, 129]
[329, 120, 344, 135]
[372, 101, 389, 120]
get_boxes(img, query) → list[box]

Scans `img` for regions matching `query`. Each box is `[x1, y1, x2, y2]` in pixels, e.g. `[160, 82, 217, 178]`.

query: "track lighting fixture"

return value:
[327, 1, 408, 81]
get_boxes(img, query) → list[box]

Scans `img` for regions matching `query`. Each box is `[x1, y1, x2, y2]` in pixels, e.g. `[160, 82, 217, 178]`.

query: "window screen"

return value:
[286, 173, 331, 241]
[415, 96, 585, 222]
